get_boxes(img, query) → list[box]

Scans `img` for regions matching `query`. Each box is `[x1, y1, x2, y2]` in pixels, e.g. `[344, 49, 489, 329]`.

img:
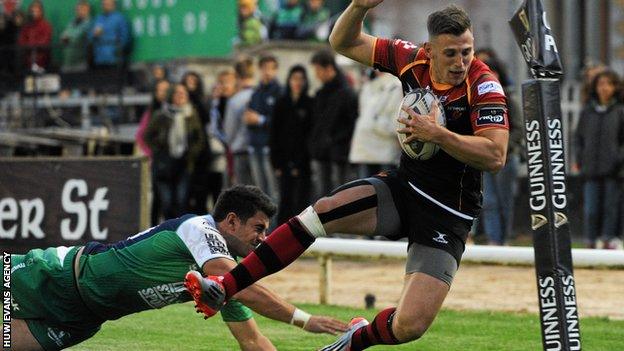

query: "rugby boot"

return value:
[184, 271, 226, 318]
[319, 317, 369, 351]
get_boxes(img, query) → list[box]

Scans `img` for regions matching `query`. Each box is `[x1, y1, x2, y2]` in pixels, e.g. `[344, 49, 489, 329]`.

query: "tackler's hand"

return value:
[304, 315, 349, 335]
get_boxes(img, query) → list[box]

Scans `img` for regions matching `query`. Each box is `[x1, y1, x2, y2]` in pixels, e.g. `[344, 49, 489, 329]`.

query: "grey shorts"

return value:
[367, 175, 465, 286]
[405, 243, 458, 286]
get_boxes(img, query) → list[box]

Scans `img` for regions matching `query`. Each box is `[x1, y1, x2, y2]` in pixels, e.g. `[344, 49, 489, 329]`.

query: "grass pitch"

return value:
[69, 303, 623, 350]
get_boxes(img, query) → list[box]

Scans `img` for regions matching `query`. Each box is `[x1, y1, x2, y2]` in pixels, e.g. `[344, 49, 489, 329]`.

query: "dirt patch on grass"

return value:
[262, 258, 624, 319]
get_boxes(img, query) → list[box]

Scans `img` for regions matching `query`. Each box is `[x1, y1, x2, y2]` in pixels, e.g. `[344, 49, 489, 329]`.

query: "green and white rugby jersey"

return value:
[77, 214, 235, 320]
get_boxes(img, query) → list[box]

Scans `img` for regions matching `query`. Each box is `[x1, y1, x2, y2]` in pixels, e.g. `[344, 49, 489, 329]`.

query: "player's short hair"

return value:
[258, 53, 278, 67]
[427, 5, 471, 37]
[234, 56, 255, 79]
[311, 49, 337, 69]
[213, 185, 277, 223]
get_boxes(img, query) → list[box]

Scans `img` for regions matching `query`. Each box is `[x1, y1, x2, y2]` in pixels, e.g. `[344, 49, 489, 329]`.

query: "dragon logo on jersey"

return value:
[138, 282, 186, 309]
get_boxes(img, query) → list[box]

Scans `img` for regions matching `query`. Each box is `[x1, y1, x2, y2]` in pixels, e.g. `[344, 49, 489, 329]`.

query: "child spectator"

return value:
[238, 0, 267, 46]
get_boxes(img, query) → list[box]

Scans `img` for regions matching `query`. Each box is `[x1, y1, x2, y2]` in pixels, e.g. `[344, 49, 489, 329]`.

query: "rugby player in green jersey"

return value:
[10, 185, 346, 350]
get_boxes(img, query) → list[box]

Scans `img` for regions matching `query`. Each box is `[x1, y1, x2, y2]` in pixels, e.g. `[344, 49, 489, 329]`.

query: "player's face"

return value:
[237, 211, 270, 247]
[426, 30, 474, 86]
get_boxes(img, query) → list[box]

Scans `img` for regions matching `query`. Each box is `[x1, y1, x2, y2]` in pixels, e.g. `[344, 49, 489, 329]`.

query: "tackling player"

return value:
[10, 185, 346, 351]
[186, 1, 509, 350]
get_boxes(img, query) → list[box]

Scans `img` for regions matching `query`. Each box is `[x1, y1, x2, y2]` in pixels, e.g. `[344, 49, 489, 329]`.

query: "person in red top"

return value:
[17, 0, 52, 71]
[185, 1, 509, 350]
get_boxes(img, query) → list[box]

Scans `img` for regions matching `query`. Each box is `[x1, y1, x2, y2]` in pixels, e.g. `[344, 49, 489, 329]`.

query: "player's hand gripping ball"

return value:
[396, 89, 446, 160]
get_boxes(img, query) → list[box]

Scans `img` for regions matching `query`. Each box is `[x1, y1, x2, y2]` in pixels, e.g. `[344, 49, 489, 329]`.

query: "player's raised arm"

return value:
[329, 0, 384, 66]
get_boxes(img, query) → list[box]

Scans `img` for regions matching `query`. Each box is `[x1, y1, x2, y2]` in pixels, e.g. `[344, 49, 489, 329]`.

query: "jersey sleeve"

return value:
[469, 72, 509, 133]
[220, 298, 253, 322]
[176, 217, 235, 268]
[373, 38, 418, 77]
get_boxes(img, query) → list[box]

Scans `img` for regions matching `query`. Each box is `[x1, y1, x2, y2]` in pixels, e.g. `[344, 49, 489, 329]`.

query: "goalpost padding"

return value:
[521, 79, 581, 351]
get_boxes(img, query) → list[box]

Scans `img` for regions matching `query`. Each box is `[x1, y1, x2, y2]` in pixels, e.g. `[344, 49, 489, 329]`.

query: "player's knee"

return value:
[312, 196, 337, 215]
[392, 315, 430, 342]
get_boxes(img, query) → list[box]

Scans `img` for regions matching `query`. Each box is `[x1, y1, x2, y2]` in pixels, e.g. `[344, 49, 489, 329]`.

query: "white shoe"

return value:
[319, 317, 369, 351]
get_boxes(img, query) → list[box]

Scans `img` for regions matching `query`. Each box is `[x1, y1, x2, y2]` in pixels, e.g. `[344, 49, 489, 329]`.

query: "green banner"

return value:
[121, 0, 237, 61]
[22, 0, 237, 62]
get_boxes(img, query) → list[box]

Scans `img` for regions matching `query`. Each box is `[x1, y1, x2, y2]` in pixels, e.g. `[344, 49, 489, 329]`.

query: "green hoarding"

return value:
[22, 0, 237, 62]
[121, 0, 237, 61]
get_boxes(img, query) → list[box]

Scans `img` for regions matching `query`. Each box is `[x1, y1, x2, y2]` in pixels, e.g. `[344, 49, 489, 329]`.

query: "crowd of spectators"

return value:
[135, 49, 364, 228]
[1, 0, 621, 249]
[0, 0, 130, 77]
[237, 0, 332, 46]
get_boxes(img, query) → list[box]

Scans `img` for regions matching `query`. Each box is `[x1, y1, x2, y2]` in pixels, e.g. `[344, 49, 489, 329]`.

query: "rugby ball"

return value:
[396, 89, 446, 160]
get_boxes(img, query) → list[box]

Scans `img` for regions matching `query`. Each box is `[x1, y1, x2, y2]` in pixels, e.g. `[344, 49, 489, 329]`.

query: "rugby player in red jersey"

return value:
[186, 1, 509, 350]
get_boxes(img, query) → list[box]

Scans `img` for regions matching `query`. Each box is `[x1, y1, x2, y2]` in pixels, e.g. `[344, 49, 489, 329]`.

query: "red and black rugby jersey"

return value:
[373, 37, 509, 219]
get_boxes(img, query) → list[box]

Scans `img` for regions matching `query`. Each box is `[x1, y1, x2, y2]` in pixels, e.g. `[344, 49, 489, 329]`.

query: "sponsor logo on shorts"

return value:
[476, 108, 506, 126]
[433, 231, 449, 244]
[477, 81, 504, 96]
[47, 327, 68, 347]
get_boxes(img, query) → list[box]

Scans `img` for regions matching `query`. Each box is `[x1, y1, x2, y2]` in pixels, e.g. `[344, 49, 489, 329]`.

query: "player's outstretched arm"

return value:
[234, 283, 348, 335]
[329, 0, 383, 66]
[202, 258, 348, 334]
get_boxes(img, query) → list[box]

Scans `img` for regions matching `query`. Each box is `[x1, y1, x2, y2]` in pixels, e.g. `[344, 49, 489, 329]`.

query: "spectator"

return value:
[238, 0, 267, 46]
[60, 0, 92, 72]
[0, 9, 24, 75]
[205, 69, 238, 209]
[309, 49, 358, 198]
[580, 60, 607, 104]
[211, 69, 238, 140]
[90, 0, 130, 69]
[182, 71, 213, 214]
[224, 56, 256, 185]
[475, 47, 498, 63]
[575, 70, 624, 249]
[136, 79, 170, 159]
[270, 0, 302, 40]
[480, 58, 524, 245]
[17, 0, 52, 71]
[296, 0, 331, 41]
[136, 78, 170, 225]
[144, 84, 206, 219]
[245, 54, 281, 198]
[270, 65, 313, 223]
[348, 70, 402, 178]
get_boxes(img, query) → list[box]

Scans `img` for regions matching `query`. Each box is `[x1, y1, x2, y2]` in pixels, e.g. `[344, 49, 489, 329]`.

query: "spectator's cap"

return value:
[239, 0, 256, 8]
